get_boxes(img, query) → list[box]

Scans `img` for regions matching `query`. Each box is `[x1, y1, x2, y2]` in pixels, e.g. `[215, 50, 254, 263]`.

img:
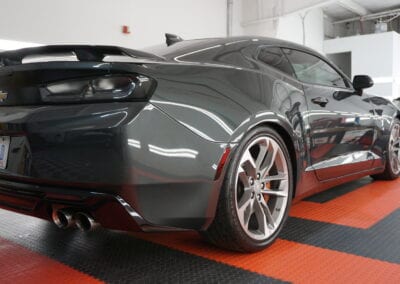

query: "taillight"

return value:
[40, 74, 155, 103]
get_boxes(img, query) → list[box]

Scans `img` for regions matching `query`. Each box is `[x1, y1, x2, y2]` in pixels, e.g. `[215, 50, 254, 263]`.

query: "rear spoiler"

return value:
[0, 45, 165, 67]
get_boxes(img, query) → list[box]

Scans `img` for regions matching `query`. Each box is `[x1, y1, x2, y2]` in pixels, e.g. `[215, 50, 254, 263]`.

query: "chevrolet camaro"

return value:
[0, 35, 398, 252]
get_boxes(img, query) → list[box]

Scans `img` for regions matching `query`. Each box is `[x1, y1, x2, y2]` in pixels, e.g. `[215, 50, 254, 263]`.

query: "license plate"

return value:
[0, 136, 10, 169]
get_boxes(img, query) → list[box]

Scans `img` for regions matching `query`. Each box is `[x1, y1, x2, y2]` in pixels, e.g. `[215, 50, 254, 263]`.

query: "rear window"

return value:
[257, 47, 294, 77]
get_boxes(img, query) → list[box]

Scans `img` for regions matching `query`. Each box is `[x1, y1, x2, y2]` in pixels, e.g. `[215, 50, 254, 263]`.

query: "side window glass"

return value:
[257, 47, 295, 77]
[283, 49, 347, 88]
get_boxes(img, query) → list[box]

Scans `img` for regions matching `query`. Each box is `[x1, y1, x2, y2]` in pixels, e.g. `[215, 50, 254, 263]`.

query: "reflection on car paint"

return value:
[148, 144, 198, 159]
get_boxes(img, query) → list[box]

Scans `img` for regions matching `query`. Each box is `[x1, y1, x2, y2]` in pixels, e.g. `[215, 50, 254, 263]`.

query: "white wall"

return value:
[241, 0, 327, 24]
[231, 0, 244, 36]
[0, 39, 41, 52]
[241, 20, 278, 38]
[276, 8, 324, 53]
[0, 0, 228, 49]
[324, 32, 400, 99]
[0, 0, 325, 52]
[241, 7, 324, 53]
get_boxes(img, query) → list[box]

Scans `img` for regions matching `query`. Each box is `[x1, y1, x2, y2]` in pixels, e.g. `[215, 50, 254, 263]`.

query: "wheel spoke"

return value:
[395, 139, 400, 151]
[238, 189, 252, 209]
[253, 200, 269, 236]
[238, 170, 250, 188]
[255, 142, 268, 170]
[260, 200, 276, 229]
[261, 172, 287, 183]
[261, 143, 278, 178]
[241, 150, 257, 178]
[237, 190, 253, 228]
[261, 189, 288, 197]
[392, 156, 399, 173]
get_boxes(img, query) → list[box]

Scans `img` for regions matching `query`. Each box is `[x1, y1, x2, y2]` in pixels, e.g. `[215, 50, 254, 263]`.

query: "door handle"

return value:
[311, 97, 329, 107]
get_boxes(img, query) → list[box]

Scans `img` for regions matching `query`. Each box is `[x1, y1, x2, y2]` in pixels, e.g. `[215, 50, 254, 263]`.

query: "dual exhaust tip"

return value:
[52, 210, 99, 231]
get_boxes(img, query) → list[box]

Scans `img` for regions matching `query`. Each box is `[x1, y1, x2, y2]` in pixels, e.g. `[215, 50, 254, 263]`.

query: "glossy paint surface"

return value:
[0, 36, 398, 231]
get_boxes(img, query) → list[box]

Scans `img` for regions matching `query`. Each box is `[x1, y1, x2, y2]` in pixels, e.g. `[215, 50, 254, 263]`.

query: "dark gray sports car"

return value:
[0, 35, 399, 252]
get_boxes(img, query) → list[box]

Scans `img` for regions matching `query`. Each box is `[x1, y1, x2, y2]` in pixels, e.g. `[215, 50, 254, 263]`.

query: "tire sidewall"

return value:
[224, 126, 293, 251]
[386, 120, 400, 179]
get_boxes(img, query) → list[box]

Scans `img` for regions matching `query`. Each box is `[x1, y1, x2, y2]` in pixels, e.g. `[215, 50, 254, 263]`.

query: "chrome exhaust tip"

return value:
[52, 209, 75, 229]
[74, 212, 98, 231]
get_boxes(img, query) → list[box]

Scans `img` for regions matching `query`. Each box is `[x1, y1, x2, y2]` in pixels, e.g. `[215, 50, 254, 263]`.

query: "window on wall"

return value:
[257, 47, 295, 77]
[283, 48, 348, 88]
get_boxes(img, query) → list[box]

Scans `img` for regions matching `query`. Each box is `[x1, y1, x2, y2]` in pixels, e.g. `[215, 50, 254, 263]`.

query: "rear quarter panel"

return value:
[146, 57, 308, 197]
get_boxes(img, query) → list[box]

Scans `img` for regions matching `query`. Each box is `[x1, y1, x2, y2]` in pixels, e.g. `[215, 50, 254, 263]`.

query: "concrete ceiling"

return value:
[324, 4, 357, 20]
[324, 0, 400, 20]
[242, 0, 400, 25]
[242, 0, 329, 23]
[352, 0, 400, 13]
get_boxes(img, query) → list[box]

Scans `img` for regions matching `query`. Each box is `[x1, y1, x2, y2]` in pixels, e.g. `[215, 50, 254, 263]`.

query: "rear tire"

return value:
[371, 119, 400, 180]
[202, 126, 293, 252]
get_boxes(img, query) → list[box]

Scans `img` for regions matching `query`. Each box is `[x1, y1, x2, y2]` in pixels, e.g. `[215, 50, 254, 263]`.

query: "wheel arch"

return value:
[246, 121, 299, 198]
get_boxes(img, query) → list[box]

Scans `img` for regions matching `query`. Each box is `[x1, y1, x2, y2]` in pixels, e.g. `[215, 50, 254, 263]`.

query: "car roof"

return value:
[144, 36, 323, 60]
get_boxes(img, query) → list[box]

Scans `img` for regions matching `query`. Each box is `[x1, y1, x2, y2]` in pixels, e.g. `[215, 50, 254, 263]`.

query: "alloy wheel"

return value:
[234, 135, 290, 241]
[389, 123, 400, 175]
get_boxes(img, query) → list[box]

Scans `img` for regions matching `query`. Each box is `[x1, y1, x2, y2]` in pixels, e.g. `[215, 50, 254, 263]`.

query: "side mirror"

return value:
[353, 75, 374, 93]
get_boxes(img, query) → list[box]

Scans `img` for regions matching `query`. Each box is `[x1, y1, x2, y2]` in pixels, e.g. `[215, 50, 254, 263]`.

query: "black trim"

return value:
[0, 178, 145, 232]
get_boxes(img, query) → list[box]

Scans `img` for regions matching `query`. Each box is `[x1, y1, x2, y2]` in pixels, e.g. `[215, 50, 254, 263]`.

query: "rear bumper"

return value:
[0, 178, 145, 231]
[0, 164, 224, 231]
[0, 102, 229, 230]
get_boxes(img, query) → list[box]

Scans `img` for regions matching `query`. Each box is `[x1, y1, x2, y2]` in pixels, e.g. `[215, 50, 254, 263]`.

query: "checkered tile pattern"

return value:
[0, 177, 399, 283]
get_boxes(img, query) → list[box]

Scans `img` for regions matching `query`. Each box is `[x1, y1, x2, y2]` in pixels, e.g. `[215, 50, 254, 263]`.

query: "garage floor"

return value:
[0, 177, 399, 283]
